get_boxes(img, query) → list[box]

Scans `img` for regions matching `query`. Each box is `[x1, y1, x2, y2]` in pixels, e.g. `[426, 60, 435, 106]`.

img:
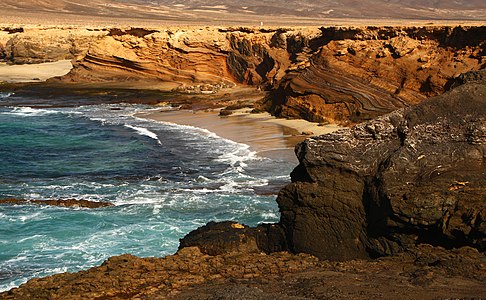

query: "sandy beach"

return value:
[0, 60, 72, 83]
[0, 58, 342, 164]
[138, 108, 343, 163]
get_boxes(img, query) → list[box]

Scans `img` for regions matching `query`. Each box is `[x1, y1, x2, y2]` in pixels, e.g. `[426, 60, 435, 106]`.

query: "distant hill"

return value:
[126, 0, 486, 19]
[2, 0, 485, 23]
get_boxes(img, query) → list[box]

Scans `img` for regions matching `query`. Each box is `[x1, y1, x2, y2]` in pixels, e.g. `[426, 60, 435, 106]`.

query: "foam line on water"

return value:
[0, 92, 13, 99]
[124, 124, 162, 144]
[1, 107, 59, 117]
[155, 119, 262, 164]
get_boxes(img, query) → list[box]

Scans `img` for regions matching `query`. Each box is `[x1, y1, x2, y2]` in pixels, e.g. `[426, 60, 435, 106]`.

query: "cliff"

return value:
[1, 25, 484, 124]
[275, 70, 486, 260]
[177, 71, 486, 262]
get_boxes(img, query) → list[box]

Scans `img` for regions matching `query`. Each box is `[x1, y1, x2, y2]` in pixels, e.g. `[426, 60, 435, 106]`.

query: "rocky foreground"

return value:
[2, 242, 485, 299]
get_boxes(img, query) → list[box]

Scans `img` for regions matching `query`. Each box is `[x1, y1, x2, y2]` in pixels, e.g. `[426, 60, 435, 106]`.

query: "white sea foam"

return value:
[16, 235, 45, 244]
[0, 103, 288, 294]
[0, 281, 25, 293]
[0, 92, 13, 99]
[9, 211, 50, 223]
[124, 124, 162, 144]
[2, 107, 59, 117]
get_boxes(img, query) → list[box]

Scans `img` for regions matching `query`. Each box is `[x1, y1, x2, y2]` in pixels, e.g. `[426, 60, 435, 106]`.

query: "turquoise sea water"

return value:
[0, 95, 292, 291]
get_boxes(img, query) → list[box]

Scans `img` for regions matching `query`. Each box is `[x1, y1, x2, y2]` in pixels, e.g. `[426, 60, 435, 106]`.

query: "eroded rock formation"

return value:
[275, 71, 486, 260]
[2, 26, 483, 125]
[263, 26, 486, 125]
[0, 27, 104, 64]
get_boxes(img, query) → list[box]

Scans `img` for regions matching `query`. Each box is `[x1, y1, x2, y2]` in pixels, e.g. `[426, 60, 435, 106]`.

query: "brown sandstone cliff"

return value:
[1, 25, 484, 125]
[262, 26, 486, 125]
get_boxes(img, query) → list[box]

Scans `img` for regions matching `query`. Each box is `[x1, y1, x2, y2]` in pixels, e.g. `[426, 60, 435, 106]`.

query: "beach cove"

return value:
[1, 18, 485, 299]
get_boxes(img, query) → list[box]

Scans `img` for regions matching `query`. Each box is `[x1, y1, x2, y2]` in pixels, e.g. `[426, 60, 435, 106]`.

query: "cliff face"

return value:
[175, 71, 486, 263]
[263, 26, 486, 125]
[0, 27, 104, 64]
[57, 27, 322, 92]
[1, 26, 484, 125]
[276, 71, 486, 260]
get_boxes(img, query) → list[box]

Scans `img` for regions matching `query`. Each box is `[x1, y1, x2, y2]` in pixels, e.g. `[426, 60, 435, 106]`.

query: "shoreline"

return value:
[138, 108, 343, 163]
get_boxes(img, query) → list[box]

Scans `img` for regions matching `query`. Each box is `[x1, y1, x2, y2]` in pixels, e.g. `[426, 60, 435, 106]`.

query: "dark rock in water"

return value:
[218, 109, 233, 116]
[179, 221, 287, 255]
[179, 221, 261, 255]
[277, 77, 486, 260]
[0, 198, 114, 208]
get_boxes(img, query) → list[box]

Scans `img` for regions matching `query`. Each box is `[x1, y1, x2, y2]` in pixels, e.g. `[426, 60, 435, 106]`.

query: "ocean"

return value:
[0, 93, 293, 291]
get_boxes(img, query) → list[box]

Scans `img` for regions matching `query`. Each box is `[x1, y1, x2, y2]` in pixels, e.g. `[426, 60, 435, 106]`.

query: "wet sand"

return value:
[138, 108, 343, 163]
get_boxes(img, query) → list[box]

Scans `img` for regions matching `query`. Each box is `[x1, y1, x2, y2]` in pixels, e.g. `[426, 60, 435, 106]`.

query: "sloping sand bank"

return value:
[0, 60, 72, 83]
[138, 108, 343, 163]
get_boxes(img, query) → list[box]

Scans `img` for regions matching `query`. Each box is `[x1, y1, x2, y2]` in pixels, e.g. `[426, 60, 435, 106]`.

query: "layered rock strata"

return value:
[275, 71, 486, 260]
[263, 26, 486, 125]
[1, 26, 484, 124]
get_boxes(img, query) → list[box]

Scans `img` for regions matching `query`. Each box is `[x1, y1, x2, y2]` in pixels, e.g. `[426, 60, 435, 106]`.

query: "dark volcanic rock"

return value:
[0, 198, 114, 208]
[179, 221, 261, 255]
[179, 221, 288, 255]
[277, 78, 486, 260]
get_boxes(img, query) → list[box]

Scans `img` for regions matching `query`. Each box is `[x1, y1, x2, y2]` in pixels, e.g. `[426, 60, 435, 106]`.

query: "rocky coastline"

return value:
[0, 25, 485, 298]
[1, 25, 485, 123]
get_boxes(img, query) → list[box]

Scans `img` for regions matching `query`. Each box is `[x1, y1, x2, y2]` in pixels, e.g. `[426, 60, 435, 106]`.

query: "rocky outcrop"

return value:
[3, 243, 485, 299]
[179, 71, 486, 262]
[263, 26, 486, 125]
[1, 26, 484, 124]
[58, 27, 322, 90]
[178, 72, 486, 263]
[179, 221, 288, 255]
[0, 27, 104, 64]
[0, 198, 114, 208]
[275, 72, 486, 260]
[2, 247, 320, 299]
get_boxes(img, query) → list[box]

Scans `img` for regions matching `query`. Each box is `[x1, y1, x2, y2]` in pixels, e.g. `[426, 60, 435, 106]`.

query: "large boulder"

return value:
[179, 221, 287, 255]
[277, 72, 486, 260]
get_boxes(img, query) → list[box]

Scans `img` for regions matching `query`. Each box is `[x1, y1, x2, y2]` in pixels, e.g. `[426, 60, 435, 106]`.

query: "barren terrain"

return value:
[1, 0, 485, 26]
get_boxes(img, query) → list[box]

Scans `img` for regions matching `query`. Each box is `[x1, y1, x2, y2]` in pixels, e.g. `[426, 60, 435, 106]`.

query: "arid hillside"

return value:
[1, 0, 485, 26]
